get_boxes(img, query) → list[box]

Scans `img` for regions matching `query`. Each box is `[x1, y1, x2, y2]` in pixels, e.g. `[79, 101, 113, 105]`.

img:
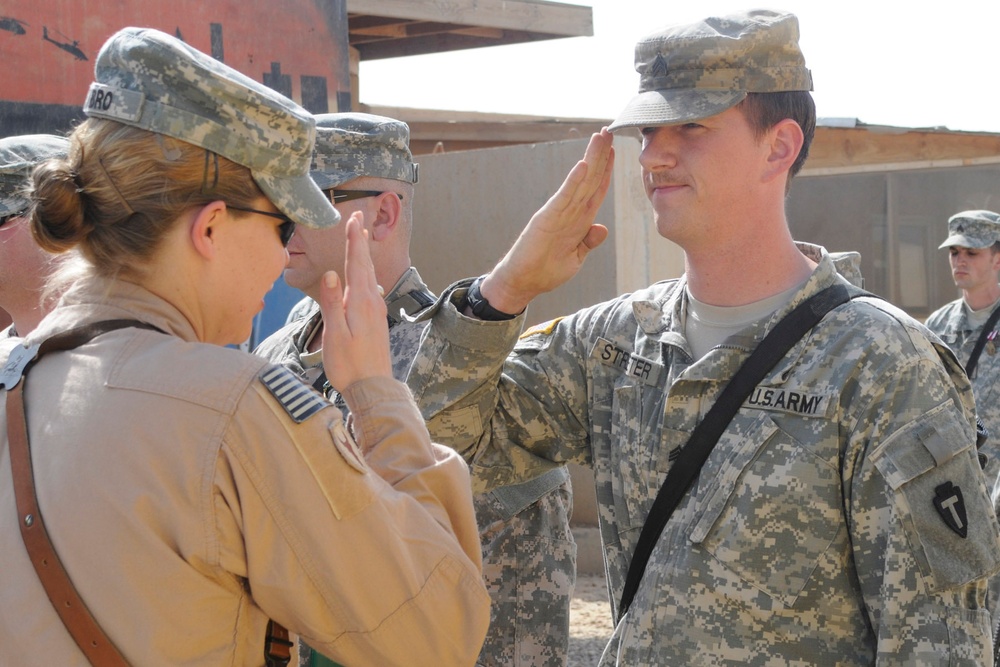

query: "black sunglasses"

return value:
[328, 189, 403, 204]
[226, 204, 296, 246]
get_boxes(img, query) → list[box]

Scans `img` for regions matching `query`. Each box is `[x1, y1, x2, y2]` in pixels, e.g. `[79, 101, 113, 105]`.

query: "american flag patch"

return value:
[260, 366, 328, 423]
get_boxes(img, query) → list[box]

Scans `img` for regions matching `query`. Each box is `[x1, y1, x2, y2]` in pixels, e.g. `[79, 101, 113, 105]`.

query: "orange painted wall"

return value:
[0, 0, 349, 111]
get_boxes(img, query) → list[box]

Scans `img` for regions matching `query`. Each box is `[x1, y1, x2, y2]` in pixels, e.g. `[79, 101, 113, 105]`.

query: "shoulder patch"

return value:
[933, 482, 968, 538]
[521, 317, 564, 339]
[330, 420, 367, 474]
[260, 366, 328, 423]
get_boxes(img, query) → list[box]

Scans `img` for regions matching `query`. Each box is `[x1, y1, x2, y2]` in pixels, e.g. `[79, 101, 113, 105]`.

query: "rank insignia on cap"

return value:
[650, 54, 669, 77]
[260, 366, 328, 423]
[933, 481, 968, 538]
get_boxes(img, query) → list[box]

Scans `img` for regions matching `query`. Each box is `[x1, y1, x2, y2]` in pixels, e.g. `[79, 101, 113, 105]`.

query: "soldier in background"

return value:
[0, 134, 68, 336]
[256, 111, 576, 667]
[403, 9, 1000, 664]
[926, 210, 1000, 448]
[925, 209, 1000, 659]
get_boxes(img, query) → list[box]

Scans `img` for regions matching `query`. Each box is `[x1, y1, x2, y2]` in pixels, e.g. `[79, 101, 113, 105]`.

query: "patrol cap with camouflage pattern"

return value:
[938, 210, 1000, 249]
[310, 112, 418, 190]
[608, 9, 813, 132]
[0, 134, 70, 217]
[82, 27, 339, 229]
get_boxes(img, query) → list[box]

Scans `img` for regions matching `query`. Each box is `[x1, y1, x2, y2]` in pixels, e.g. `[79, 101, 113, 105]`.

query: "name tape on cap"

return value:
[84, 83, 145, 123]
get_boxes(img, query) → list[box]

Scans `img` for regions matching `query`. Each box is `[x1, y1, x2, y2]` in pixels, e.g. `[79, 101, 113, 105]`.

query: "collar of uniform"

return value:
[632, 277, 685, 343]
[293, 308, 324, 355]
[633, 246, 842, 365]
[672, 254, 839, 384]
[754, 249, 842, 344]
[384, 266, 435, 322]
[29, 275, 200, 345]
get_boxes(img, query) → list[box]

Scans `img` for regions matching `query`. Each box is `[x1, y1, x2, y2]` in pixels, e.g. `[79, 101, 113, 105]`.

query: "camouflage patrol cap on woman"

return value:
[310, 113, 419, 190]
[0, 134, 69, 217]
[938, 210, 1000, 249]
[609, 9, 813, 131]
[82, 27, 339, 229]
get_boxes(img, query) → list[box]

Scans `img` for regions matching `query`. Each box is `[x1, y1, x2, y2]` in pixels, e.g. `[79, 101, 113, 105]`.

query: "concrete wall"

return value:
[408, 135, 683, 572]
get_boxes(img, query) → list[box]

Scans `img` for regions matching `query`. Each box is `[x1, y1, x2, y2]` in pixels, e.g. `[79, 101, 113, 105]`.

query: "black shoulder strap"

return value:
[616, 283, 869, 620]
[964, 304, 1000, 378]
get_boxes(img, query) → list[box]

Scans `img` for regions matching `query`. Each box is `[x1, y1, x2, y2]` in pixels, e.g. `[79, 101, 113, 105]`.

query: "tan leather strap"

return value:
[7, 320, 161, 665]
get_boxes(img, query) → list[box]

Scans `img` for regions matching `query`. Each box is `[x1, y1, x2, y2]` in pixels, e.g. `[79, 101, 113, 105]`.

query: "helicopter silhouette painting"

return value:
[42, 25, 87, 61]
[1, 0, 346, 143]
[0, 16, 28, 35]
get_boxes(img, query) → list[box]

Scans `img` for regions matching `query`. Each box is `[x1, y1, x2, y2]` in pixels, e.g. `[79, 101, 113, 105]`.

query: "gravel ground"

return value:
[568, 574, 615, 666]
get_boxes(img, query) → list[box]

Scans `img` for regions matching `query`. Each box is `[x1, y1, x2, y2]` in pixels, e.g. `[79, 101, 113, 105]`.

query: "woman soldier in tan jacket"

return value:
[0, 27, 489, 666]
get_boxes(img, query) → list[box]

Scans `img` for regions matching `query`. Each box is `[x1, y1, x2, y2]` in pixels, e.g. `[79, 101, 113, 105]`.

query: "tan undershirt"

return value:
[685, 281, 804, 361]
[964, 296, 1000, 329]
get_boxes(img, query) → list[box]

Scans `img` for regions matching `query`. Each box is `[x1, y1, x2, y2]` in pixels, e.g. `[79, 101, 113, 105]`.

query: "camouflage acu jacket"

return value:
[409, 246, 1000, 666]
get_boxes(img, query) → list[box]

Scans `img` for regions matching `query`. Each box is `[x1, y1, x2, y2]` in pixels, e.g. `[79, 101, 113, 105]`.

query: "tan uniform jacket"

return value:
[0, 277, 490, 666]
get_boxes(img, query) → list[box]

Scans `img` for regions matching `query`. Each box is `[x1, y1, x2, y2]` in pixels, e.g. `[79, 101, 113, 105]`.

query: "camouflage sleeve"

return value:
[408, 281, 597, 490]
[845, 339, 1000, 663]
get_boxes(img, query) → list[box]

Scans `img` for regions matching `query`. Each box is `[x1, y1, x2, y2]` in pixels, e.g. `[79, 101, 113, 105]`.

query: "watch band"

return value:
[465, 276, 519, 321]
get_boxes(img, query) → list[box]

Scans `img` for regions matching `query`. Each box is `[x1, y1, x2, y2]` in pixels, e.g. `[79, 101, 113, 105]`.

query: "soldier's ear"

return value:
[762, 118, 803, 185]
[991, 248, 1000, 272]
[190, 200, 227, 259]
[370, 191, 401, 242]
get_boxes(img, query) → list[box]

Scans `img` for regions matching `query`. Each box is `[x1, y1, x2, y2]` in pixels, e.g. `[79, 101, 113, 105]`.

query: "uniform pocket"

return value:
[478, 528, 576, 667]
[871, 402, 1000, 591]
[688, 411, 843, 607]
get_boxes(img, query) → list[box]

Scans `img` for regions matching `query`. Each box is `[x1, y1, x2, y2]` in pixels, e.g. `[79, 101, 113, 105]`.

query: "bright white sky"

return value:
[360, 0, 1000, 134]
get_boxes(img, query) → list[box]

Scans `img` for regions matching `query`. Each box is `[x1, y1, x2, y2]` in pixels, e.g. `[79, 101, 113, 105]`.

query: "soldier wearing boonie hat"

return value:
[0, 28, 490, 667]
[258, 111, 577, 667]
[0, 134, 69, 336]
[395, 8, 1000, 666]
[927, 211, 1000, 633]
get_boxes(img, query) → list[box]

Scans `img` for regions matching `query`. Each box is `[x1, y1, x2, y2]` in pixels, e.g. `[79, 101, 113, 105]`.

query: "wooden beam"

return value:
[363, 103, 607, 149]
[349, 17, 479, 39]
[349, 21, 504, 44]
[354, 29, 571, 60]
[363, 105, 1000, 171]
[451, 27, 506, 39]
[350, 23, 409, 38]
[809, 126, 1000, 170]
[347, 14, 411, 30]
[345, 0, 593, 37]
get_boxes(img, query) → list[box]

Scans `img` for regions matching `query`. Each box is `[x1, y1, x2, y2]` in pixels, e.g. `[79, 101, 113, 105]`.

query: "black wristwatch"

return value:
[464, 276, 520, 321]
